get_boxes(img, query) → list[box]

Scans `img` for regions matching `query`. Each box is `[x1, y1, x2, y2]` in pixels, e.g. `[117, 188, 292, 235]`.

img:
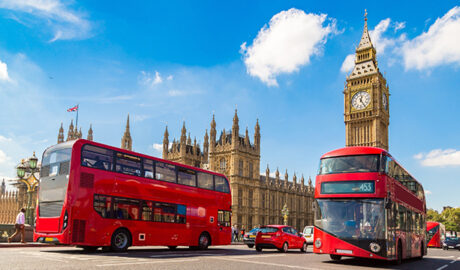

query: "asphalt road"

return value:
[0, 245, 458, 270]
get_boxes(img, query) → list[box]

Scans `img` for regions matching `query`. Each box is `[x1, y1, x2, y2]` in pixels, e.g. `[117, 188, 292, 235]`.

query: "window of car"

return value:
[282, 227, 290, 233]
[259, 227, 278, 233]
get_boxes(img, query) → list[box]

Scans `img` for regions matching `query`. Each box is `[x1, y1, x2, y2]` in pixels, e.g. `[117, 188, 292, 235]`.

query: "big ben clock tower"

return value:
[344, 10, 389, 150]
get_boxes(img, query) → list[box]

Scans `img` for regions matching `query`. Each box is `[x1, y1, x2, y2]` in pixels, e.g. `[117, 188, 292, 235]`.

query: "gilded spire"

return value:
[357, 9, 373, 51]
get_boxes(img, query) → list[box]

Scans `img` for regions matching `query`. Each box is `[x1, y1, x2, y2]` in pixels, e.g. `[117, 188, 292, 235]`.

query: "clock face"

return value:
[382, 92, 388, 110]
[351, 91, 371, 110]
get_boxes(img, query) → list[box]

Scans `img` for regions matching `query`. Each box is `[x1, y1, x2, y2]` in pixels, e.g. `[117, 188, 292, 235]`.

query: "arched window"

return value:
[220, 158, 226, 170]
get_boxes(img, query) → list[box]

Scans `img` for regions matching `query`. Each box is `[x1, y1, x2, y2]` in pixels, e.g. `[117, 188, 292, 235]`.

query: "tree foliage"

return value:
[426, 207, 460, 232]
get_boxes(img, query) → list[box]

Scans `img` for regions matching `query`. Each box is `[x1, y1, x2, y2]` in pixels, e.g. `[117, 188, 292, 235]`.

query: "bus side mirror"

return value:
[385, 198, 392, 209]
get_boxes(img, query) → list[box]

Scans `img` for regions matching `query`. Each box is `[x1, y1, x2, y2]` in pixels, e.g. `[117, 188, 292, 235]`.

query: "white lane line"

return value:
[436, 265, 448, 270]
[223, 254, 287, 259]
[211, 257, 316, 270]
[96, 258, 199, 267]
[427, 256, 455, 259]
[149, 253, 215, 258]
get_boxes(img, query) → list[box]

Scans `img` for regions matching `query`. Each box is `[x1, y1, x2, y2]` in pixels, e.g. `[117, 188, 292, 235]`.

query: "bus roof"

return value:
[71, 139, 228, 178]
[321, 146, 388, 159]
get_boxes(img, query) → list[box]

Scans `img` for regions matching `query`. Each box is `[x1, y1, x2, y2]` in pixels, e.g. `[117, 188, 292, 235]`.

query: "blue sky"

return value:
[0, 0, 459, 211]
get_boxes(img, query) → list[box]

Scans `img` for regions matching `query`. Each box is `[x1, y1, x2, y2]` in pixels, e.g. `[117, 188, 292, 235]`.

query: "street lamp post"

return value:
[16, 152, 40, 226]
[281, 202, 289, 226]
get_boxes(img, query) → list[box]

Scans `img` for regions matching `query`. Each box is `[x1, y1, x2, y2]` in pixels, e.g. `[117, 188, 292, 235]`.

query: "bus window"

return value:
[218, 210, 231, 226]
[93, 195, 112, 218]
[197, 172, 214, 190]
[319, 155, 379, 175]
[141, 201, 153, 221]
[143, 159, 155, 179]
[82, 145, 114, 171]
[177, 167, 196, 187]
[155, 202, 176, 223]
[215, 176, 229, 193]
[176, 204, 186, 224]
[155, 162, 176, 183]
[113, 197, 141, 220]
[116, 153, 141, 177]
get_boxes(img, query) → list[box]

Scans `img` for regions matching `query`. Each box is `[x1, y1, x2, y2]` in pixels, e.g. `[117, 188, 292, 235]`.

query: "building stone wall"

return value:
[163, 111, 314, 231]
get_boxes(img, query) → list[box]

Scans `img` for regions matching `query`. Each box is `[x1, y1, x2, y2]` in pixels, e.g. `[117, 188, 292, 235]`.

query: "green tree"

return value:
[427, 209, 440, 222]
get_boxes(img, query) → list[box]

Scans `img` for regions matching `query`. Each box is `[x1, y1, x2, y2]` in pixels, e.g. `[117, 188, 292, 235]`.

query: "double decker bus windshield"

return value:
[318, 154, 379, 175]
[314, 199, 385, 240]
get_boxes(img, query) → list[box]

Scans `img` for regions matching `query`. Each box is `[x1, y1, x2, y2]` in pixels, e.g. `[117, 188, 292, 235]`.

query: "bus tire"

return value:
[418, 242, 424, 259]
[111, 228, 131, 252]
[198, 233, 210, 250]
[279, 242, 288, 253]
[330, 254, 341, 261]
[256, 245, 262, 252]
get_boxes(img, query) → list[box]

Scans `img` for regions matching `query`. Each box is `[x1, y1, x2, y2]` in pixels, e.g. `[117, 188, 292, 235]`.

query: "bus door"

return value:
[217, 210, 232, 245]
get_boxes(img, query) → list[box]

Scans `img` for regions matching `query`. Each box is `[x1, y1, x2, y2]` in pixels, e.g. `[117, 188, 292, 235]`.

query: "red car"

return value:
[255, 225, 307, 253]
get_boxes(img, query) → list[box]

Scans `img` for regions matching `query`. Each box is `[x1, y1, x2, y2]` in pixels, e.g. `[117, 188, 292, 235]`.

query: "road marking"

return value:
[149, 253, 215, 258]
[222, 254, 287, 259]
[426, 256, 455, 259]
[436, 265, 448, 270]
[96, 258, 199, 267]
[211, 257, 316, 270]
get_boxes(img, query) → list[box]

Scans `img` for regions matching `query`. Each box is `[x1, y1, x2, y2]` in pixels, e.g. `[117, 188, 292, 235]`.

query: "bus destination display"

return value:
[321, 181, 375, 194]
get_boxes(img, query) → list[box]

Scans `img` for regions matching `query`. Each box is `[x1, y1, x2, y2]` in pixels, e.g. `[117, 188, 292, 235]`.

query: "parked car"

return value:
[442, 237, 460, 250]
[255, 225, 307, 253]
[243, 228, 260, 248]
[302, 226, 314, 244]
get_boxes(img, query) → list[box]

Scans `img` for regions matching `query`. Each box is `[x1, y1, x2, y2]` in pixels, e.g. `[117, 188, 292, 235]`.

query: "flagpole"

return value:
[76, 104, 79, 131]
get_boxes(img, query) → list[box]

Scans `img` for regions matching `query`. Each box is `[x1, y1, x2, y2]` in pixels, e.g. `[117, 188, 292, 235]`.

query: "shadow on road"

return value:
[322, 256, 455, 269]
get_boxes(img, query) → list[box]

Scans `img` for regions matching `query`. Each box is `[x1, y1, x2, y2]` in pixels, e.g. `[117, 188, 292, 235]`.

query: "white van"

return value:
[303, 226, 314, 244]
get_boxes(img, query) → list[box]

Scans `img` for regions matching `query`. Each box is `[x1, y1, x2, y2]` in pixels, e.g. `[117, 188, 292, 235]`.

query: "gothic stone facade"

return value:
[344, 13, 389, 150]
[163, 111, 314, 231]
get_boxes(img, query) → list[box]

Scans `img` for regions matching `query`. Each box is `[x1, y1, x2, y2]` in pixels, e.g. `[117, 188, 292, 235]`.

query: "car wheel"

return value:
[330, 254, 342, 261]
[279, 242, 288, 253]
[198, 233, 210, 250]
[111, 228, 131, 252]
[168, 246, 177, 250]
[256, 245, 262, 252]
[301, 242, 307, 253]
[247, 244, 254, 248]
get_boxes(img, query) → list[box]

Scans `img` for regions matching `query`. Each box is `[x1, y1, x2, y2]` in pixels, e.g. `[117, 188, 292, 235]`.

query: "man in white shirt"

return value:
[8, 208, 26, 243]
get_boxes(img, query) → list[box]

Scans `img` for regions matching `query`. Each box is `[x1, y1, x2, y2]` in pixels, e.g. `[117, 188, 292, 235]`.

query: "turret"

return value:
[180, 122, 187, 155]
[244, 127, 250, 146]
[266, 164, 270, 184]
[293, 173, 297, 186]
[67, 120, 74, 141]
[232, 109, 239, 147]
[58, 123, 64, 143]
[162, 126, 169, 159]
[284, 169, 289, 188]
[121, 114, 132, 151]
[210, 115, 216, 152]
[203, 129, 209, 163]
[87, 124, 93, 141]
[275, 168, 280, 185]
[254, 119, 260, 152]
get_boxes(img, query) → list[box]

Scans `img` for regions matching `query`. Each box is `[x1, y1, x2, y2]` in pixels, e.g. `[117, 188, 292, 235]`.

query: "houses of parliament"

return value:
[56, 12, 390, 231]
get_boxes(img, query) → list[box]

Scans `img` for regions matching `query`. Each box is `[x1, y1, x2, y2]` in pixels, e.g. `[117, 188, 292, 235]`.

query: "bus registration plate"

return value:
[336, 249, 353, 255]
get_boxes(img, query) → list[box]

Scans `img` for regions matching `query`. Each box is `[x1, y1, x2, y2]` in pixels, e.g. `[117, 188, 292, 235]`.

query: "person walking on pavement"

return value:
[232, 224, 239, 242]
[240, 225, 245, 242]
[8, 208, 26, 243]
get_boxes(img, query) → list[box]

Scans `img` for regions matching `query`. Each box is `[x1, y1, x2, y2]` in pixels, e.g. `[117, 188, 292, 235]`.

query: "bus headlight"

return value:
[315, 238, 322, 248]
[62, 210, 68, 230]
[370, 242, 381, 253]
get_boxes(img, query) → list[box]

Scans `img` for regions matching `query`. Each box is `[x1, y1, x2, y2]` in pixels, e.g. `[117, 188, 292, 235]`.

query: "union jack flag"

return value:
[67, 105, 78, 112]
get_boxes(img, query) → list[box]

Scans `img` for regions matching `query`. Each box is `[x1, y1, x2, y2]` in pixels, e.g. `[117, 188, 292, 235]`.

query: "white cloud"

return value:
[241, 8, 337, 86]
[414, 149, 460, 167]
[340, 54, 355, 73]
[0, 0, 91, 42]
[0, 135, 12, 142]
[0, 149, 11, 164]
[402, 6, 460, 70]
[425, 190, 432, 195]
[139, 70, 173, 87]
[394, 21, 406, 32]
[152, 143, 163, 152]
[0, 60, 11, 81]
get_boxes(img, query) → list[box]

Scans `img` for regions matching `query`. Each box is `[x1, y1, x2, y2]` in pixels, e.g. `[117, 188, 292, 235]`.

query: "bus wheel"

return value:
[256, 246, 262, 252]
[330, 254, 341, 261]
[301, 242, 307, 253]
[279, 242, 288, 253]
[111, 228, 131, 252]
[198, 233, 210, 250]
[81, 246, 98, 253]
[168, 246, 177, 250]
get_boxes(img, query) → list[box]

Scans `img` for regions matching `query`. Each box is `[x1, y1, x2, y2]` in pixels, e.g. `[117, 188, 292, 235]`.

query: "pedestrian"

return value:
[8, 208, 26, 244]
[233, 224, 239, 242]
[240, 225, 245, 242]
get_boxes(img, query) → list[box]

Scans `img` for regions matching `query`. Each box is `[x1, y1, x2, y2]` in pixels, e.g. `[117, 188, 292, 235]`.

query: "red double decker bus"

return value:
[34, 139, 232, 251]
[427, 221, 445, 248]
[313, 147, 426, 264]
